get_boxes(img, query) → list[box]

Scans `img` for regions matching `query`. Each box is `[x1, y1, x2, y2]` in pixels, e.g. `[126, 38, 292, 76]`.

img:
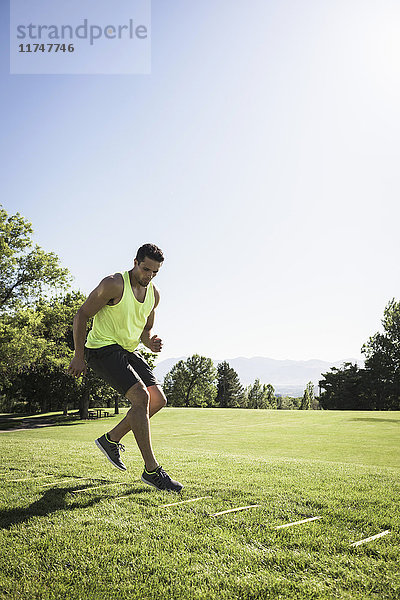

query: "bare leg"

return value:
[108, 385, 167, 443]
[148, 385, 168, 417]
[107, 382, 166, 472]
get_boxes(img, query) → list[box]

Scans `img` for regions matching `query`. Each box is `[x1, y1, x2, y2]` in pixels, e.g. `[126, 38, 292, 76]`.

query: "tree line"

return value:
[1, 205, 399, 414]
[163, 355, 318, 410]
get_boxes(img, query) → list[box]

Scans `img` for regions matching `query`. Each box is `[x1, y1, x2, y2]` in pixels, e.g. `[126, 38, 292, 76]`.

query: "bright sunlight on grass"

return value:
[0, 409, 399, 599]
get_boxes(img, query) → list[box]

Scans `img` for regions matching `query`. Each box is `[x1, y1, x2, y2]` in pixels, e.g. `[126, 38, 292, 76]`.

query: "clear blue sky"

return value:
[1, 0, 400, 363]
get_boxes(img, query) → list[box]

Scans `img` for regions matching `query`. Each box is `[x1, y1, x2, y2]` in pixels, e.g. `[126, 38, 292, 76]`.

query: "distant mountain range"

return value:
[153, 356, 364, 397]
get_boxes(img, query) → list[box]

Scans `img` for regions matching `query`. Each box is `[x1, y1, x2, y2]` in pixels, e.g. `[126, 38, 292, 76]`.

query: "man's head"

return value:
[133, 243, 164, 287]
[136, 243, 164, 265]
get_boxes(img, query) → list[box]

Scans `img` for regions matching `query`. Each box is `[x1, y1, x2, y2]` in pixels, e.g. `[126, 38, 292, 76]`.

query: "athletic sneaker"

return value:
[95, 434, 127, 471]
[141, 466, 183, 492]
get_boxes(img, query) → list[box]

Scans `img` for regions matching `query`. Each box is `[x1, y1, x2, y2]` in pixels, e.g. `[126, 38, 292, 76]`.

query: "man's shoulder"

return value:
[100, 272, 124, 294]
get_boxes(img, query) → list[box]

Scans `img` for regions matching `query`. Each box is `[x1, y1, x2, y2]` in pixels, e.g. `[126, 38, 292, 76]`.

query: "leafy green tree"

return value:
[216, 361, 246, 408]
[300, 381, 314, 410]
[247, 379, 262, 408]
[163, 355, 217, 407]
[0, 205, 71, 310]
[362, 298, 400, 410]
[319, 362, 367, 410]
[3, 363, 82, 415]
[0, 292, 121, 418]
[319, 299, 400, 411]
[247, 379, 276, 409]
[276, 395, 301, 410]
[0, 206, 148, 417]
[136, 345, 158, 370]
[1, 292, 80, 413]
[0, 305, 47, 386]
[264, 383, 277, 409]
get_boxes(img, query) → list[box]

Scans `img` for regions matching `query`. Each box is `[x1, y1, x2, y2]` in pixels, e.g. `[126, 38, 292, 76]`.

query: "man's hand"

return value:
[67, 356, 87, 377]
[148, 335, 163, 353]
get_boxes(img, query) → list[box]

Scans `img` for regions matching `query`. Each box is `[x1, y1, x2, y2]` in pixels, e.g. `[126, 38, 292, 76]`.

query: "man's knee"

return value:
[125, 381, 150, 409]
[150, 385, 167, 408]
[158, 394, 167, 408]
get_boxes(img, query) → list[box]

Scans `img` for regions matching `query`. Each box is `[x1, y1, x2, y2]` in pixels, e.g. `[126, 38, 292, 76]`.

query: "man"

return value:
[68, 243, 182, 492]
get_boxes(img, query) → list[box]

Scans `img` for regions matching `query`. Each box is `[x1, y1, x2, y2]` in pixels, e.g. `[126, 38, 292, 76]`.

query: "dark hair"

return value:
[136, 243, 164, 264]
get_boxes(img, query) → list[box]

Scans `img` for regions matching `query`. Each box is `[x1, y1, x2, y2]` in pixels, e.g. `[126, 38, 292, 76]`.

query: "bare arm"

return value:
[68, 275, 122, 377]
[140, 286, 163, 353]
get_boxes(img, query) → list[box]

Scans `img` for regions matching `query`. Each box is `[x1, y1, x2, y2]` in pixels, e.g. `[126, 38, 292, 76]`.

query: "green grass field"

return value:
[0, 409, 399, 600]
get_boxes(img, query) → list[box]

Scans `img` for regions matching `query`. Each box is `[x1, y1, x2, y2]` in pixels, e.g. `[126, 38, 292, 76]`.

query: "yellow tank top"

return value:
[85, 271, 155, 352]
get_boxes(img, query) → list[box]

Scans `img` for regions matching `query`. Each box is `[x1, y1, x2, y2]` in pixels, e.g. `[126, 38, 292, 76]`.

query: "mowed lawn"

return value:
[0, 409, 399, 600]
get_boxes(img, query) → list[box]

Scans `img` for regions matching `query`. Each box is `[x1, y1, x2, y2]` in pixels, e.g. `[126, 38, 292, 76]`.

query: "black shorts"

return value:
[85, 344, 159, 396]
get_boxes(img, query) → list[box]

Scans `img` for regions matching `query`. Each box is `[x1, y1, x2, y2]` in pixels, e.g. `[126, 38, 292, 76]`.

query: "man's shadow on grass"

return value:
[0, 483, 147, 531]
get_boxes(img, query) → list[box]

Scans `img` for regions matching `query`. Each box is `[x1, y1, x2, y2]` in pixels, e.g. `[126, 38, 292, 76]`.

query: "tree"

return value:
[136, 345, 157, 370]
[0, 291, 121, 418]
[300, 381, 314, 410]
[247, 379, 276, 409]
[163, 355, 217, 407]
[276, 395, 301, 410]
[216, 361, 246, 408]
[0, 292, 81, 413]
[0, 205, 70, 310]
[362, 298, 400, 410]
[264, 383, 277, 409]
[0, 206, 156, 417]
[319, 299, 400, 410]
[0, 305, 48, 386]
[319, 362, 367, 410]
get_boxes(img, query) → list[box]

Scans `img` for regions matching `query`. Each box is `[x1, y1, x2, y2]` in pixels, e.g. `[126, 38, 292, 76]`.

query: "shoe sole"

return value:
[95, 439, 127, 471]
[141, 475, 182, 492]
[141, 475, 163, 490]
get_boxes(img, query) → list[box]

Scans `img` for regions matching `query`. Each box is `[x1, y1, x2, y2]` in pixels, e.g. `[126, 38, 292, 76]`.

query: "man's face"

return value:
[134, 257, 162, 287]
